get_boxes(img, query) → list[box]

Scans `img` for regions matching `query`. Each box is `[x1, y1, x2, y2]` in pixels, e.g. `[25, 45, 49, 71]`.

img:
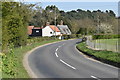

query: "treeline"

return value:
[29, 5, 118, 35]
[60, 9, 117, 34]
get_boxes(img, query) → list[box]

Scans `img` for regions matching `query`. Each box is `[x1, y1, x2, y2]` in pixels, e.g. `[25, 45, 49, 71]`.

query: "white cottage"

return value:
[42, 25, 61, 37]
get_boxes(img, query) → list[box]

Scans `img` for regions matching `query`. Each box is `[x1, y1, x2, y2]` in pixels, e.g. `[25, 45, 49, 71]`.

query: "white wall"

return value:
[55, 32, 61, 36]
[42, 26, 61, 37]
[42, 26, 54, 37]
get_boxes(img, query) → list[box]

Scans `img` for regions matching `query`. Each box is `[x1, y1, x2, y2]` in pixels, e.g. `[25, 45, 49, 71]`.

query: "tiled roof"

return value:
[49, 25, 60, 32]
[27, 26, 34, 35]
[57, 25, 71, 35]
[28, 26, 43, 35]
[33, 27, 43, 29]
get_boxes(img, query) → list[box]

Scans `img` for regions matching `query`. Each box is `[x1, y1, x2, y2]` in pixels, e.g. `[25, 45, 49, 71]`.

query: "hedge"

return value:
[92, 35, 120, 39]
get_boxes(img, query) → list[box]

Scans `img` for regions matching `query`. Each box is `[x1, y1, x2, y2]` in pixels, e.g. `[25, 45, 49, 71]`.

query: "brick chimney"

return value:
[46, 22, 50, 26]
[60, 20, 63, 25]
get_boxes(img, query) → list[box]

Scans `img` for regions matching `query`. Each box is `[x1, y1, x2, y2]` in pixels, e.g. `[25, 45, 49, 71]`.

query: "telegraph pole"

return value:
[97, 13, 101, 50]
[54, 7, 56, 38]
[97, 14, 100, 50]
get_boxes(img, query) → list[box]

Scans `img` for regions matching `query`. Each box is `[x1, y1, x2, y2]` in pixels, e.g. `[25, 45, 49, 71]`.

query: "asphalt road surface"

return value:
[28, 39, 119, 79]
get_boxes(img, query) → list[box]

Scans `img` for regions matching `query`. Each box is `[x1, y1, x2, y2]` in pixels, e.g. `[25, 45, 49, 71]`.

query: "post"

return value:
[54, 7, 56, 39]
[97, 13, 100, 50]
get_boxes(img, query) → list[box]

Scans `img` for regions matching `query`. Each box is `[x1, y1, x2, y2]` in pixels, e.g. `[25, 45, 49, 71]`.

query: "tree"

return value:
[77, 9, 82, 12]
[109, 10, 116, 17]
[98, 23, 114, 34]
[2, 2, 34, 52]
[45, 5, 60, 25]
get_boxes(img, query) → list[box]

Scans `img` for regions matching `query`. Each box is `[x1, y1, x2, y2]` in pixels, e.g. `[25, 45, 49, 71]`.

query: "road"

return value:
[28, 39, 119, 79]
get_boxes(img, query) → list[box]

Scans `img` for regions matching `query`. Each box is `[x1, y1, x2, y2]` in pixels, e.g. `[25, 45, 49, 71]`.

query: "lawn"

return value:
[90, 38, 119, 52]
[93, 38, 119, 45]
[1, 39, 61, 78]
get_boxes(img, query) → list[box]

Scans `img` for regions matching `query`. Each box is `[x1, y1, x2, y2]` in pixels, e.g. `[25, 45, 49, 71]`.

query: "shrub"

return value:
[92, 35, 120, 39]
[2, 49, 18, 77]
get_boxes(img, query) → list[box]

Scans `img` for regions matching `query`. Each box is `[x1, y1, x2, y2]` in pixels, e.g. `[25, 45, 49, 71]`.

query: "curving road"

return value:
[28, 39, 118, 79]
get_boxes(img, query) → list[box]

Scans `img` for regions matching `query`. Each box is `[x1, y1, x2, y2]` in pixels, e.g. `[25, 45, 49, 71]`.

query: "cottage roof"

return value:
[28, 26, 43, 35]
[33, 27, 43, 29]
[27, 26, 34, 35]
[49, 25, 60, 32]
[57, 25, 71, 35]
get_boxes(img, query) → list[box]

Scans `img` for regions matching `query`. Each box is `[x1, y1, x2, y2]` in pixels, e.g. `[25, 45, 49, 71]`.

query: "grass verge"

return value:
[1, 39, 60, 78]
[76, 42, 120, 68]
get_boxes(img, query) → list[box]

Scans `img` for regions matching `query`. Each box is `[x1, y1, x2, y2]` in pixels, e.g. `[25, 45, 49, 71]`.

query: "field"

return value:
[93, 38, 119, 45]
[87, 38, 119, 52]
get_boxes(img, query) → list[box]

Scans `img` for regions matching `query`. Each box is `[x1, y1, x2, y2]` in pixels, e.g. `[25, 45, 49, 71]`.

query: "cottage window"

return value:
[50, 32, 52, 34]
[36, 30, 39, 33]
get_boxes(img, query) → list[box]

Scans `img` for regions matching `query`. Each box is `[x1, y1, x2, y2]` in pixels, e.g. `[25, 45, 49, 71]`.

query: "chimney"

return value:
[60, 20, 63, 25]
[46, 22, 50, 26]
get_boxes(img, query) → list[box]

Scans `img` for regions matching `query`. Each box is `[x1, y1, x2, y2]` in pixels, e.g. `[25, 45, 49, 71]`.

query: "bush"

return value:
[70, 34, 76, 38]
[2, 49, 18, 77]
[76, 34, 82, 38]
[82, 37, 87, 42]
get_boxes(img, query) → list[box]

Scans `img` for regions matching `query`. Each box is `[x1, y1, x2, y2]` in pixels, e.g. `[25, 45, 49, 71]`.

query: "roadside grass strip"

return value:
[76, 42, 120, 68]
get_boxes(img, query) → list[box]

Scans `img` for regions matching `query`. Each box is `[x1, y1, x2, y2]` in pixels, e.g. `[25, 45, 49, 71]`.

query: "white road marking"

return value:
[55, 52, 58, 57]
[60, 59, 76, 70]
[56, 48, 58, 51]
[91, 75, 101, 80]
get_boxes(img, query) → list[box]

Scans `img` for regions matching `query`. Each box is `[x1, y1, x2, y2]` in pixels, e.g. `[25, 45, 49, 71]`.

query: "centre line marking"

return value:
[60, 59, 76, 70]
[55, 52, 58, 57]
[56, 48, 58, 51]
[91, 75, 101, 80]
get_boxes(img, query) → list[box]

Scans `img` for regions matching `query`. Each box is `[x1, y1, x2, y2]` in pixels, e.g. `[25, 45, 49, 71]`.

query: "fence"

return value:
[86, 36, 119, 53]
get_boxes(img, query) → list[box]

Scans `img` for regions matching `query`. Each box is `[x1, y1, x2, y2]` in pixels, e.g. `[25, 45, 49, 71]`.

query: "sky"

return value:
[14, 0, 119, 16]
[41, 2, 118, 16]
[15, 0, 120, 2]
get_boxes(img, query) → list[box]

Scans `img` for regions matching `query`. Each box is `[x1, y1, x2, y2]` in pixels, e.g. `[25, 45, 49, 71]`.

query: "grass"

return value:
[1, 39, 60, 78]
[76, 42, 120, 63]
[91, 38, 119, 52]
[92, 38, 119, 45]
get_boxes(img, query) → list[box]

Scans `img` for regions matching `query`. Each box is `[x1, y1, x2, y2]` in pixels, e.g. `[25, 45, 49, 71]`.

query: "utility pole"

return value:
[54, 7, 56, 38]
[97, 13, 101, 50]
